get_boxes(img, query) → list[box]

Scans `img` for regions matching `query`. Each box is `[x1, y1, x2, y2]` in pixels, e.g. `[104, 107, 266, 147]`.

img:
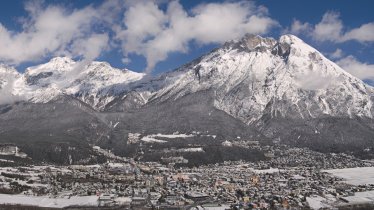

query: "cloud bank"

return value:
[289, 11, 374, 43]
[0, 67, 25, 105]
[0, 0, 277, 73]
[115, 0, 277, 72]
[295, 71, 335, 90]
[0, 1, 109, 65]
[0, 0, 373, 78]
[329, 48, 344, 59]
[337, 56, 374, 81]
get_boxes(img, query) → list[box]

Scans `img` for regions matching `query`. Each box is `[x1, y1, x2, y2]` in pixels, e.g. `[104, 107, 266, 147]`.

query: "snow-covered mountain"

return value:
[3, 35, 373, 122]
[2, 57, 145, 110]
[1, 34, 374, 164]
[147, 34, 374, 123]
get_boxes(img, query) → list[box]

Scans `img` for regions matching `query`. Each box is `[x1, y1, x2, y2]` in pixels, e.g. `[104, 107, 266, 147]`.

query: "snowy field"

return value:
[0, 194, 98, 208]
[140, 136, 167, 143]
[323, 167, 374, 185]
[141, 133, 195, 143]
[140, 133, 216, 144]
[251, 168, 280, 174]
[177, 147, 204, 152]
[306, 195, 332, 210]
[340, 190, 374, 204]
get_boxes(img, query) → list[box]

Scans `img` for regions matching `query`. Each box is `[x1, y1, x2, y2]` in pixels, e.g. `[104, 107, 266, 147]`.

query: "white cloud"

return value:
[337, 56, 374, 80]
[295, 71, 335, 90]
[59, 33, 110, 88]
[121, 57, 131, 65]
[115, 1, 167, 56]
[289, 19, 311, 35]
[342, 23, 374, 42]
[116, 0, 277, 72]
[0, 2, 105, 65]
[70, 34, 109, 61]
[0, 0, 277, 73]
[0, 69, 25, 105]
[330, 48, 344, 59]
[288, 12, 374, 43]
[0, 80, 21, 105]
[313, 12, 343, 42]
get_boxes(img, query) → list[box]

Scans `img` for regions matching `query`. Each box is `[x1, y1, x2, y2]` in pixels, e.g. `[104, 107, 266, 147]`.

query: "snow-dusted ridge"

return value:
[1, 57, 146, 110]
[1, 34, 374, 123]
[148, 34, 374, 123]
[2, 34, 374, 163]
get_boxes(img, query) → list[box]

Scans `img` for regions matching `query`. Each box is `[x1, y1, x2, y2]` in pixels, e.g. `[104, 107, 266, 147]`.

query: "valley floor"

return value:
[0, 144, 374, 210]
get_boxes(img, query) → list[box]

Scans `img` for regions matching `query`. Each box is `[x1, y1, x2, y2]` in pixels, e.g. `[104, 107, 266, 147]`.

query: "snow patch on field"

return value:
[140, 133, 195, 143]
[306, 195, 331, 210]
[0, 194, 98, 208]
[141, 136, 167, 143]
[341, 190, 374, 204]
[177, 148, 204, 152]
[323, 167, 374, 185]
[0, 159, 14, 163]
[152, 133, 195, 139]
[251, 168, 280, 174]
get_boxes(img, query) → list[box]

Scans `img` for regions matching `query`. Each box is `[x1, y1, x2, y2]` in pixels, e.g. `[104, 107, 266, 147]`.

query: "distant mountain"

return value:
[1, 34, 374, 164]
[2, 57, 145, 110]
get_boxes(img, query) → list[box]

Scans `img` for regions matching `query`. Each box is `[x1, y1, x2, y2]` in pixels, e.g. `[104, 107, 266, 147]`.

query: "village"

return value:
[0, 144, 374, 209]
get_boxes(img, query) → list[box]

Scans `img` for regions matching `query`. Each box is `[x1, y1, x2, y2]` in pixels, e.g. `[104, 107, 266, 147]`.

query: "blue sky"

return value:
[0, 0, 373, 80]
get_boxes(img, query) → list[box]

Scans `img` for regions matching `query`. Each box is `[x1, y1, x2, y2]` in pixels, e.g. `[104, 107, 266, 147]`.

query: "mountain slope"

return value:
[4, 35, 372, 123]
[0, 95, 111, 164]
[132, 34, 374, 155]
[7, 57, 145, 110]
[1, 34, 374, 163]
[145, 34, 373, 124]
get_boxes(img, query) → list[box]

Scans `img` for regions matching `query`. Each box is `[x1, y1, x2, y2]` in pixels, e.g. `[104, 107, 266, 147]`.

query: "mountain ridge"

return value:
[1, 34, 373, 120]
[1, 34, 374, 164]
[141, 34, 374, 123]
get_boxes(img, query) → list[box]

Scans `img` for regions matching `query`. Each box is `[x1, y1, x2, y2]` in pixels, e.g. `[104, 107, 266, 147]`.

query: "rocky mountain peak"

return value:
[149, 34, 374, 123]
[25, 56, 75, 78]
[223, 34, 277, 53]
[240, 34, 277, 51]
[48, 56, 74, 64]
